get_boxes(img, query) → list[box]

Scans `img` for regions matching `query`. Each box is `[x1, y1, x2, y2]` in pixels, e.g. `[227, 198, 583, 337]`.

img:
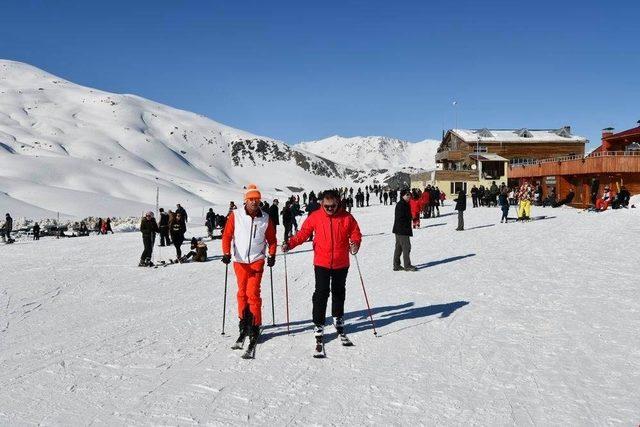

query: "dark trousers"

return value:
[33, 232, 39, 240]
[173, 238, 183, 259]
[472, 196, 478, 207]
[284, 223, 292, 241]
[457, 210, 464, 230]
[393, 234, 412, 268]
[159, 227, 171, 246]
[141, 233, 155, 260]
[313, 266, 348, 326]
[501, 206, 509, 222]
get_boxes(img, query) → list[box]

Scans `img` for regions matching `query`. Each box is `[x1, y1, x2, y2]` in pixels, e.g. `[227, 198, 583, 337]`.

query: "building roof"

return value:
[603, 126, 640, 142]
[450, 128, 587, 144]
[469, 153, 508, 161]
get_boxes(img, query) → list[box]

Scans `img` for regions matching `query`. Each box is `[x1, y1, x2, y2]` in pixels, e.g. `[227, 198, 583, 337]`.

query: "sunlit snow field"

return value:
[1, 202, 638, 425]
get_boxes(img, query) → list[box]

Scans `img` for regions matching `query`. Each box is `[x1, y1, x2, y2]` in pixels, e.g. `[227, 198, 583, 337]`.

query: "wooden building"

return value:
[426, 127, 587, 199]
[508, 125, 640, 207]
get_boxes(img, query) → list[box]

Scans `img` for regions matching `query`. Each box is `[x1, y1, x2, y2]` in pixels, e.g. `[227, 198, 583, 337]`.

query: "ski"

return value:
[313, 336, 326, 358]
[339, 333, 354, 347]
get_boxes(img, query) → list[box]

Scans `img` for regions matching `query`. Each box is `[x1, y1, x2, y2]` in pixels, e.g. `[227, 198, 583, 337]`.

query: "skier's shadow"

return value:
[420, 222, 446, 229]
[414, 253, 475, 270]
[260, 300, 470, 343]
[465, 224, 495, 231]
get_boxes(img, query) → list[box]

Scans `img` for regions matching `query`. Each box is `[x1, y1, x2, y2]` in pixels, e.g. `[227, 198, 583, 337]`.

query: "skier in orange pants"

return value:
[222, 184, 277, 349]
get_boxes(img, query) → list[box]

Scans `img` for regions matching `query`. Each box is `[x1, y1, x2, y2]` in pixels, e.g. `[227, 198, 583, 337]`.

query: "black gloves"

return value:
[267, 255, 276, 267]
[221, 254, 231, 264]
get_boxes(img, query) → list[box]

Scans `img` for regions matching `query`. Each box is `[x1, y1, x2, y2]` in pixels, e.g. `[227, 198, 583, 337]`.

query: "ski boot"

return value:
[313, 325, 325, 358]
[231, 314, 250, 350]
[242, 325, 261, 359]
[334, 317, 353, 346]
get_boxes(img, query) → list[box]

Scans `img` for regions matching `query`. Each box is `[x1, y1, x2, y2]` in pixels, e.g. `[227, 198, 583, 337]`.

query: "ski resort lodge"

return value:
[412, 127, 588, 199]
[507, 124, 640, 207]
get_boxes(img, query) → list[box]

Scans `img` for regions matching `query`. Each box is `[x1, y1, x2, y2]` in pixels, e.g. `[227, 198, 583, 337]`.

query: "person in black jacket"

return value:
[281, 200, 293, 241]
[170, 212, 187, 261]
[175, 204, 188, 238]
[33, 222, 40, 240]
[268, 199, 280, 234]
[205, 208, 216, 238]
[158, 208, 171, 246]
[139, 212, 159, 266]
[454, 189, 466, 231]
[393, 190, 416, 271]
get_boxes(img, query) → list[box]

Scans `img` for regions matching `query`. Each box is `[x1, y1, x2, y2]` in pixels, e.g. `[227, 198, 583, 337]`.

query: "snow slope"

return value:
[0, 60, 387, 219]
[297, 135, 439, 171]
[1, 202, 638, 424]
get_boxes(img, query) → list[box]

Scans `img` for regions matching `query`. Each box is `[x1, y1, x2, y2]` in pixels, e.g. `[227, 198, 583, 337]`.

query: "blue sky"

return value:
[1, 0, 639, 148]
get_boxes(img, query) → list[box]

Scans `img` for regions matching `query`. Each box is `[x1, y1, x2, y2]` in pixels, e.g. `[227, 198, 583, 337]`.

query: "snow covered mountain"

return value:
[0, 60, 404, 219]
[297, 135, 439, 171]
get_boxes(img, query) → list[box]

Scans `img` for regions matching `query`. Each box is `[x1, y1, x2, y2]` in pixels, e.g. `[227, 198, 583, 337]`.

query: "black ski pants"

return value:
[159, 227, 171, 246]
[141, 233, 155, 261]
[172, 235, 184, 259]
[313, 266, 348, 326]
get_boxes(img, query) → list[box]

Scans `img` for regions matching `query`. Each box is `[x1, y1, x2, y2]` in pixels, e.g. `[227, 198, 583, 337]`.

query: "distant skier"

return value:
[2, 213, 14, 244]
[282, 189, 362, 349]
[33, 222, 40, 240]
[206, 208, 216, 238]
[139, 212, 159, 266]
[268, 199, 280, 234]
[221, 184, 277, 354]
[175, 204, 188, 238]
[498, 187, 510, 223]
[105, 218, 113, 234]
[454, 189, 466, 231]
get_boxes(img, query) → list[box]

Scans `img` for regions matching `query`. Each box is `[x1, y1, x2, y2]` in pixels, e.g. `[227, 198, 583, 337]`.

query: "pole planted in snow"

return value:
[353, 253, 378, 336]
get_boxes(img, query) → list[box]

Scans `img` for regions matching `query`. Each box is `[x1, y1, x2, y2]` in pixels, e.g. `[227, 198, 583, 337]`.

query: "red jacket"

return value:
[420, 191, 430, 208]
[287, 207, 362, 269]
[409, 198, 422, 219]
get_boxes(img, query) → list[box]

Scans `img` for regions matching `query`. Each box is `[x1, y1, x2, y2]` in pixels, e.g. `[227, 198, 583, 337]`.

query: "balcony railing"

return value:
[509, 150, 640, 168]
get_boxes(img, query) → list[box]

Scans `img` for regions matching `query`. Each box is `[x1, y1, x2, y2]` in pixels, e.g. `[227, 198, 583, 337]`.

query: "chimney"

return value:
[602, 127, 615, 151]
[562, 125, 571, 134]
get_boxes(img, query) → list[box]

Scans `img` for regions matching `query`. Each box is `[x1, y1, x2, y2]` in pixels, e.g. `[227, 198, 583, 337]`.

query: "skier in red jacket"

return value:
[409, 190, 422, 228]
[282, 189, 362, 344]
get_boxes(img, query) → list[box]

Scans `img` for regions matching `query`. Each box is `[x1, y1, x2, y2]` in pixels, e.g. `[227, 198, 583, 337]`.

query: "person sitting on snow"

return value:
[181, 237, 208, 262]
[612, 186, 631, 209]
[595, 186, 613, 211]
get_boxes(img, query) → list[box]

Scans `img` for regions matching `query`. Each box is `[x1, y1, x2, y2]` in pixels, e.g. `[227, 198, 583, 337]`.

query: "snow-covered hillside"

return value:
[0, 60, 410, 219]
[1, 203, 638, 424]
[298, 135, 439, 171]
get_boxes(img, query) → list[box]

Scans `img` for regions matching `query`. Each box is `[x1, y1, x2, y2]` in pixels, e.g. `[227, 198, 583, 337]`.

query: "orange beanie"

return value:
[244, 183, 261, 200]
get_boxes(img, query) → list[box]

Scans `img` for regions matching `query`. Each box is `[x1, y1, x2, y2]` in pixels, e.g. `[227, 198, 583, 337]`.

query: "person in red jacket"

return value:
[419, 188, 430, 219]
[222, 184, 277, 349]
[282, 189, 362, 341]
[409, 190, 422, 229]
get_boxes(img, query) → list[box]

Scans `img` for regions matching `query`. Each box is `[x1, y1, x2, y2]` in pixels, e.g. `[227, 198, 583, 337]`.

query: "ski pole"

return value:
[270, 265, 275, 326]
[284, 250, 290, 334]
[221, 263, 228, 335]
[353, 253, 378, 336]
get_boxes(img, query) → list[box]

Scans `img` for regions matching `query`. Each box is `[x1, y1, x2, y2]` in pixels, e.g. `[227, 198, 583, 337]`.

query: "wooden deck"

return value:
[508, 151, 640, 178]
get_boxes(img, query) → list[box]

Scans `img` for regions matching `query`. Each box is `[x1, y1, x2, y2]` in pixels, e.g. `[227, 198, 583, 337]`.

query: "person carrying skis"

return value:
[282, 189, 362, 350]
[221, 184, 277, 353]
[139, 212, 159, 266]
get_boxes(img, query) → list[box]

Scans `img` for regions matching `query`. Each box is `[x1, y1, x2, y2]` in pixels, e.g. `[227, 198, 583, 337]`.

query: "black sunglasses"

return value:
[323, 204, 337, 210]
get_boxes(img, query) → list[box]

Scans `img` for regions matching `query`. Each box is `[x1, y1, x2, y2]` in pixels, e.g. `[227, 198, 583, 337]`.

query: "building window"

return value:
[451, 181, 467, 194]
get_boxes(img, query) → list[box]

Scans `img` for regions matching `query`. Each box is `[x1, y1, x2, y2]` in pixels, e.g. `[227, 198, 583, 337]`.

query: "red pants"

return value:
[233, 259, 264, 325]
[595, 199, 610, 211]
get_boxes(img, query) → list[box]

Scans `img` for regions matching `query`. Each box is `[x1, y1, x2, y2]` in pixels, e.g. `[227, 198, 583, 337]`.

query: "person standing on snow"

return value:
[2, 213, 14, 243]
[175, 204, 188, 238]
[454, 189, 466, 231]
[139, 212, 159, 266]
[282, 189, 362, 342]
[169, 212, 186, 261]
[393, 190, 416, 271]
[221, 184, 277, 349]
[268, 199, 280, 235]
[498, 187, 510, 223]
[517, 182, 534, 220]
[32, 222, 40, 241]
